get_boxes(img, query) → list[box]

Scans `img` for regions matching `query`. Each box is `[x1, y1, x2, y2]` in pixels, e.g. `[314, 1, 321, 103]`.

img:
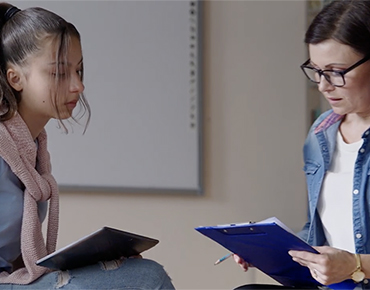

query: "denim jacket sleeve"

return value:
[296, 110, 333, 243]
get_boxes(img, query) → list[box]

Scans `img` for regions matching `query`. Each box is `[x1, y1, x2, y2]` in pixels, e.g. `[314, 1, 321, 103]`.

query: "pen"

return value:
[214, 253, 232, 265]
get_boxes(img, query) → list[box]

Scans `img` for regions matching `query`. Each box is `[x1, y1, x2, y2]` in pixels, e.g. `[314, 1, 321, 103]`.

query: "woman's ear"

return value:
[6, 66, 23, 92]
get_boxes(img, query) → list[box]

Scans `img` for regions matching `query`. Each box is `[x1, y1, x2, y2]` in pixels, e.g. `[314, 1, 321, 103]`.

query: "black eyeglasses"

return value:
[300, 54, 370, 87]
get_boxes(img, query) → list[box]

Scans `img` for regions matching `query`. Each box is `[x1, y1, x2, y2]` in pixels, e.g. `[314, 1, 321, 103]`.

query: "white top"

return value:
[318, 131, 363, 252]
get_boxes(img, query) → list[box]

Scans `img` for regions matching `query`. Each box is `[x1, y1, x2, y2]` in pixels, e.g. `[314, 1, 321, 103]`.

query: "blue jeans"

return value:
[0, 258, 175, 290]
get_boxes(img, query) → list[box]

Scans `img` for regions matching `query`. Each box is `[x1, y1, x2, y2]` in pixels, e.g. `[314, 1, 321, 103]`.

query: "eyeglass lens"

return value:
[302, 67, 345, 86]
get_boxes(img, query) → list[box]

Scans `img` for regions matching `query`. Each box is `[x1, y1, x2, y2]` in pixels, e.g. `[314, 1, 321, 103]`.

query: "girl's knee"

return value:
[126, 258, 166, 275]
[123, 258, 174, 289]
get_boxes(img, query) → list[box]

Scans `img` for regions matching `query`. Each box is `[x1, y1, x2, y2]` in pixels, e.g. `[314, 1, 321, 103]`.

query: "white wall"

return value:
[56, 1, 308, 289]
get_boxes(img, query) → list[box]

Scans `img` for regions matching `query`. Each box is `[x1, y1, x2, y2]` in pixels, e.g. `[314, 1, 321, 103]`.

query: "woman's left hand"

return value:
[288, 246, 356, 285]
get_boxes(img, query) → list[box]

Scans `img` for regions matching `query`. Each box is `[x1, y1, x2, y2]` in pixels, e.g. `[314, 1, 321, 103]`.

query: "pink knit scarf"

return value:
[0, 113, 59, 285]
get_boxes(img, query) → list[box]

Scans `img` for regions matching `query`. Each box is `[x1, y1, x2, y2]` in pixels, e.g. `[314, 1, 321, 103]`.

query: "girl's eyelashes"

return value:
[50, 64, 82, 79]
[51, 72, 66, 77]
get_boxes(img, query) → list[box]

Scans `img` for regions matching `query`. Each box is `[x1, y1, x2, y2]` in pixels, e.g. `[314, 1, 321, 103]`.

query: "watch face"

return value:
[352, 271, 365, 283]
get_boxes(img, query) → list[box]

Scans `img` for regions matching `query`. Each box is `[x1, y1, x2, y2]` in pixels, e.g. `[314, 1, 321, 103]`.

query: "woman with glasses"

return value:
[234, 1, 370, 289]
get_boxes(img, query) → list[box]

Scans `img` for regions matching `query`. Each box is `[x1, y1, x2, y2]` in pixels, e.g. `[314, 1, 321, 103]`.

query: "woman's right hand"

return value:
[233, 254, 251, 272]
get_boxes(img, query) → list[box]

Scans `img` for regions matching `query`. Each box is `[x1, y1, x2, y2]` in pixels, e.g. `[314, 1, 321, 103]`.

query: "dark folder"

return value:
[195, 217, 356, 290]
[36, 227, 159, 270]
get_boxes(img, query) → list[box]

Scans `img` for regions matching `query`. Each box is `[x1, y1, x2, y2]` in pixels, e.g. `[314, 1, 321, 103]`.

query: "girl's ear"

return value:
[6, 66, 23, 91]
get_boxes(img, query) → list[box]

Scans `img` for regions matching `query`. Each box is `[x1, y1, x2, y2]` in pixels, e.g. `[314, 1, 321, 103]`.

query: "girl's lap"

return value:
[0, 258, 174, 290]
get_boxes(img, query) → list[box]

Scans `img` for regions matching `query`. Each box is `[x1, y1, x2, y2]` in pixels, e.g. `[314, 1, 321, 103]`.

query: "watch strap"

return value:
[352, 253, 365, 283]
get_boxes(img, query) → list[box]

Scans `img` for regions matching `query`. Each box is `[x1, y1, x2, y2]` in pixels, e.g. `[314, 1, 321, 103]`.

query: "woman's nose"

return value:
[317, 74, 335, 93]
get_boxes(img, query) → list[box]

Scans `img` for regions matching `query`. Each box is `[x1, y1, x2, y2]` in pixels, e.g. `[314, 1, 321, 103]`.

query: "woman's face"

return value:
[14, 35, 84, 123]
[309, 39, 370, 117]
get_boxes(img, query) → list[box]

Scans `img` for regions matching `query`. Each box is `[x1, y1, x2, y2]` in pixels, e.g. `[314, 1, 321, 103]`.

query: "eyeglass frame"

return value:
[300, 54, 370, 87]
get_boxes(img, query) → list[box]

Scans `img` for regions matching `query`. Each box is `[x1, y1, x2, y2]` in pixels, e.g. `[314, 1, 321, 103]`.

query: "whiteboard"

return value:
[15, 1, 202, 193]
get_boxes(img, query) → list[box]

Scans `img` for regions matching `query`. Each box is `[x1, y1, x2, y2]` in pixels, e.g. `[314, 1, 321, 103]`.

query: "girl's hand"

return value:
[233, 254, 252, 272]
[289, 246, 357, 285]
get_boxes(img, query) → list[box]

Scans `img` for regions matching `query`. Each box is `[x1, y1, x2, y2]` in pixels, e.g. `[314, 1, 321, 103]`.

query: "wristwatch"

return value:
[351, 253, 365, 283]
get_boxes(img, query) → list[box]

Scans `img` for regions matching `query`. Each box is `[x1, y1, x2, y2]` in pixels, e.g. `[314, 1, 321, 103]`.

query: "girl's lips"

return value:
[66, 100, 78, 109]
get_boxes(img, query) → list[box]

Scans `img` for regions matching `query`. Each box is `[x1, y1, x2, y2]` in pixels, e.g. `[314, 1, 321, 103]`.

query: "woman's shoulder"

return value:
[311, 109, 334, 129]
[307, 109, 344, 135]
[304, 110, 333, 151]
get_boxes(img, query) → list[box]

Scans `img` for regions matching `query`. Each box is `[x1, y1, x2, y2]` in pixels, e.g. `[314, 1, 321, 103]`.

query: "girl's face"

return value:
[14, 35, 84, 123]
[309, 39, 370, 117]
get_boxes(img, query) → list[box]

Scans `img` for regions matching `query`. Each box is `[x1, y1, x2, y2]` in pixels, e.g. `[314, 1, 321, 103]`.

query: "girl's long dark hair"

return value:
[0, 2, 90, 132]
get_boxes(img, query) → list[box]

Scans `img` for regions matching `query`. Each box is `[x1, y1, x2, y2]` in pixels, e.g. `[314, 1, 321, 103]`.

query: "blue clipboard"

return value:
[195, 217, 356, 290]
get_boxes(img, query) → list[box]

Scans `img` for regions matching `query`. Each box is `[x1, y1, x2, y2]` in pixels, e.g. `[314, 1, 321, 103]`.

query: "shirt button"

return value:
[353, 189, 359, 195]
[356, 233, 362, 239]
[364, 279, 369, 284]
[366, 131, 370, 136]
[360, 148, 365, 153]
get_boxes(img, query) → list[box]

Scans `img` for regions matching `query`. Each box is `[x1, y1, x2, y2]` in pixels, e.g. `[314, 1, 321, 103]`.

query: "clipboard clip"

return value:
[222, 221, 258, 233]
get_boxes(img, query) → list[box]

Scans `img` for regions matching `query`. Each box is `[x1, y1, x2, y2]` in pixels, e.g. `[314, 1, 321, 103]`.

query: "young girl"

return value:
[0, 2, 174, 289]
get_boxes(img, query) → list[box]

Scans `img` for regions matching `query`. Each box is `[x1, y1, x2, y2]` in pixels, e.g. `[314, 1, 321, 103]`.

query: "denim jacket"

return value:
[298, 109, 370, 257]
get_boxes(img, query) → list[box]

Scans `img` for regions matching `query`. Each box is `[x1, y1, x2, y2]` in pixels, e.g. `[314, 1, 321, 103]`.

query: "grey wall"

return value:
[48, 1, 308, 289]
